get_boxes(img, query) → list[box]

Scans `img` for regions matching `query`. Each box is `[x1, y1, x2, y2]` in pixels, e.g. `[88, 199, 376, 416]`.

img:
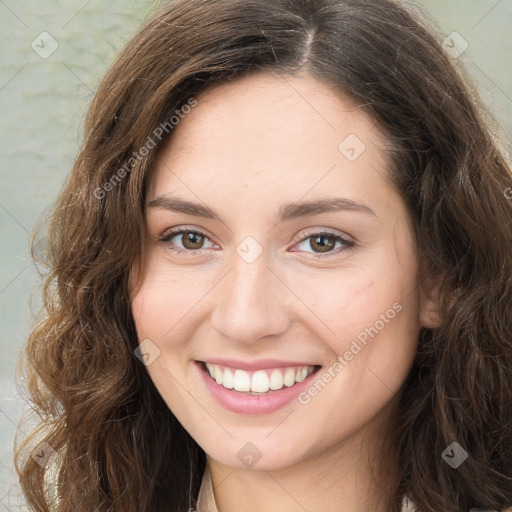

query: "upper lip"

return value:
[199, 358, 320, 371]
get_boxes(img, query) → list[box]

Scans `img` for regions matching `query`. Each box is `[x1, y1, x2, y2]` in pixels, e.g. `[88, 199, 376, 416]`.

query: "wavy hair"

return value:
[15, 0, 512, 510]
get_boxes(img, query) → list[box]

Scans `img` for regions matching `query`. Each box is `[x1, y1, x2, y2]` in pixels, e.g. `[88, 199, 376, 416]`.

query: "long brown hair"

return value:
[15, 0, 512, 510]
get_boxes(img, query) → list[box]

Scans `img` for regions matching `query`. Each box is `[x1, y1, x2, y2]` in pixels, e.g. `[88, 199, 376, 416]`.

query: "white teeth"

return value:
[269, 369, 283, 390]
[204, 363, 316, 394]
[283, 368, 296, 387]
[251, 371, 270, 393]
[222, 368, 234, 389]
[295, 367, 306, 382]
[205, 362, 215, 379]
[299, 367, 309, 381]
[214, 365, 223, 384]
[233, 369, 251, 392]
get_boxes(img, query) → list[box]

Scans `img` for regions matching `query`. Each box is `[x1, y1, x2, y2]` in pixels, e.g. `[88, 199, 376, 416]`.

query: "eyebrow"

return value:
[147, 194, 377, 223]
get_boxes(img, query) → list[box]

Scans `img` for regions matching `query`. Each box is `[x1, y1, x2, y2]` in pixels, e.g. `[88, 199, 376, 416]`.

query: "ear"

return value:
[419, 275, 444, 329]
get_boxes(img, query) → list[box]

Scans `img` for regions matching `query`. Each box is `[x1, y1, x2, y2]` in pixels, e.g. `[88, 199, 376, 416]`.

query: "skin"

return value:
[131, 71, 441, 512]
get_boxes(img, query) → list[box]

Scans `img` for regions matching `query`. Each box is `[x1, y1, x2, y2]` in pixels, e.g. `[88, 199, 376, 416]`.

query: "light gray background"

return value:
[0, 1, 510, 509]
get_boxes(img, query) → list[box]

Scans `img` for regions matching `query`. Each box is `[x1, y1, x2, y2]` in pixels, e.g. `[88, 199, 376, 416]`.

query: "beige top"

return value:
[195, 463, 419, 512]
[47, 452, 499, 511]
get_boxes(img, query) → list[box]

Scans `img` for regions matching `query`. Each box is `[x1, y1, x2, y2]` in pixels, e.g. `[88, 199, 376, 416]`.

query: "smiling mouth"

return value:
[200, 361, 321, 395]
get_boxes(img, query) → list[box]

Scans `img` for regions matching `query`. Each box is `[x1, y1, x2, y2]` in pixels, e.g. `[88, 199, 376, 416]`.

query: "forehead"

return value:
[147, 71, 392, 218]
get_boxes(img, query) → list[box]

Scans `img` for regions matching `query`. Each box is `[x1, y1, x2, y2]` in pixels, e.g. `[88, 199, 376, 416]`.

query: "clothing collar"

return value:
[196, 462, 219, 511]
[196, 463, 418, 512]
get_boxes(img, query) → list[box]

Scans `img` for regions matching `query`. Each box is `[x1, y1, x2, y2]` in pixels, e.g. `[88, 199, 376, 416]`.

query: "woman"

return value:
[15, 0, 512, 511]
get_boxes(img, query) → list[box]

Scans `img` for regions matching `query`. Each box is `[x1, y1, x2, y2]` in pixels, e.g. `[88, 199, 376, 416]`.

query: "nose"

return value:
[210, 251, 290, 344]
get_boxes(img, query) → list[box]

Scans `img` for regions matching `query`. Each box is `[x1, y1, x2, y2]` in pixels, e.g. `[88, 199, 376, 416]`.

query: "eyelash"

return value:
[157, 226, 355, 258]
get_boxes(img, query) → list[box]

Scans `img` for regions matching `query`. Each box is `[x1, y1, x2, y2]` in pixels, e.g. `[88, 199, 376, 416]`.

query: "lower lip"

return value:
[196, 362, 321, 415]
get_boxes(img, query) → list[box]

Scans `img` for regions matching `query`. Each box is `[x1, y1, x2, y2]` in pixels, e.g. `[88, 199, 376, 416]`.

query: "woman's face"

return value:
[131, 71, 437, 470]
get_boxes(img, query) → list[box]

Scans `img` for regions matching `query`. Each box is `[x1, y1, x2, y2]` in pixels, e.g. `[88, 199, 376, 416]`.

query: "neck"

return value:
[207, 400, 402, 512]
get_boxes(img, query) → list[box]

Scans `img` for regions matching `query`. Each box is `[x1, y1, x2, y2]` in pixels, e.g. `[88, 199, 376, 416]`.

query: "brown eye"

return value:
[158, 228, 214, 254]
[292, 230, 355, 258]
[181, 232, 205, 250]
[309, 234, 337, 253]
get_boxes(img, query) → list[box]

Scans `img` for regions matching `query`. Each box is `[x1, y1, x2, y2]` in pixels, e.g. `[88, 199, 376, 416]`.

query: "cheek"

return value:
[291, 265, 419, 438]
[132, 284, 165, 342]
[293, 264, 413, 333]
[131, 277, 196, 410]
[131, 289, 145, 333]
[290, 254, 420, 370]
[348, 280, 419, 392]
[131, 256, 208, 344]
[132, 283, 186, 356]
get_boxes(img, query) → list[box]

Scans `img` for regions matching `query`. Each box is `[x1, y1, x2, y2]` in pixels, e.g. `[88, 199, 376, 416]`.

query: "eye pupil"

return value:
[311, 234, 335, 253]
[183, 232, 203, 250]
[163, 230, 348, 257]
